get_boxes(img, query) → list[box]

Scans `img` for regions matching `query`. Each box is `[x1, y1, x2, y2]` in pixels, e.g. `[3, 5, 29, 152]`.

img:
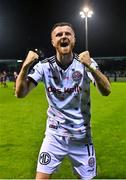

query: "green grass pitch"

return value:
[0, 82, 126, 179]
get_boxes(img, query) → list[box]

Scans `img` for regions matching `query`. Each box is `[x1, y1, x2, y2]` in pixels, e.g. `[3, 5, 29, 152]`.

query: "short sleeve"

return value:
[27, 61, 44, 84]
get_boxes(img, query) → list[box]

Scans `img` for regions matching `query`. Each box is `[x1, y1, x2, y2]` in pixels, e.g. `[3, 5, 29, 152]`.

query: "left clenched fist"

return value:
[79, 51, 92, 67]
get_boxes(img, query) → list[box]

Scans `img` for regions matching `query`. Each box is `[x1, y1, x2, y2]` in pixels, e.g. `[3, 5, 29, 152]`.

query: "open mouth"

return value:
[60, 42, 69, 47]
[60, 39, 69, 47]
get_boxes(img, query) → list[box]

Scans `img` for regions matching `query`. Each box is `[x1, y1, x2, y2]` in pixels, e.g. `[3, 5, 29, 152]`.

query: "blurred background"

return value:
[0, 0, 126, 179]
[0, 0, 126, 83]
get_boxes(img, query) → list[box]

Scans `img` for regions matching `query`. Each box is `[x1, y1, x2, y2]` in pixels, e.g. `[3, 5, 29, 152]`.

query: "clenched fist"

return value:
[23, 51, 39, 69]
[79, 51, 92, 68]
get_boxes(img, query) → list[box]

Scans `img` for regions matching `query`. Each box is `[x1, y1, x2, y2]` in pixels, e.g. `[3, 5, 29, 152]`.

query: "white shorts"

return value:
[36, 133, 96, 179]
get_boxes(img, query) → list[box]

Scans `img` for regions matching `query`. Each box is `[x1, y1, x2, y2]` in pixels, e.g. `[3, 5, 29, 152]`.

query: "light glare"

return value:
[84, 7, 89, 13]
[80, 6, 93, 18]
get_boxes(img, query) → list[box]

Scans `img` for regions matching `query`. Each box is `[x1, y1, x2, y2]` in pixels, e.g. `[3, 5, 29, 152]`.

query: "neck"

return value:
[56, 52, 73, 66]
[55, 52, 74, 70]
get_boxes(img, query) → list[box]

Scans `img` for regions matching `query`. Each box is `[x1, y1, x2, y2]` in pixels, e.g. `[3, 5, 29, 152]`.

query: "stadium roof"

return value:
[94, 56, 126, 61]
[0, 56, 126, 63]
[0, 59, 23, 63]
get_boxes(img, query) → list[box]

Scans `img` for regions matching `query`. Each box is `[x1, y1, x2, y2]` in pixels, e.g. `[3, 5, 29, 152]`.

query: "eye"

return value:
[65, 32, 71, 36]
[56, 32, 63, 37]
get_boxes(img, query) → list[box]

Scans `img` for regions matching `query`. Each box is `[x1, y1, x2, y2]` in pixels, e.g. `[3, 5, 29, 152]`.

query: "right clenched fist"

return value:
[23, 51, 39, 68]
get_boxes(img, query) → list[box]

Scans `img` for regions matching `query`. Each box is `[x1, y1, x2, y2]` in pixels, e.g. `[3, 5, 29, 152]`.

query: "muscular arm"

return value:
[15, 66, 35, 98]
[91, 69, 111, 96]
[15, 51, 39, 98]
[79, 51, 111, 96]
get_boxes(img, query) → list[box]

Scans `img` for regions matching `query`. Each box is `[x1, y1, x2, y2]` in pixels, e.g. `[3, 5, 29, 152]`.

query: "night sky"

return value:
[0, 0, 126, 59]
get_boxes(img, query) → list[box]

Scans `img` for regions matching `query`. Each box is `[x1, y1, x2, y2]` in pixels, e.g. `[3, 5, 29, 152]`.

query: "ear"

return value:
[51, 39, 54, 45]
[51, 39, 55, 47]
[73, 36, 76, 46]
[74, 35, 76, 43]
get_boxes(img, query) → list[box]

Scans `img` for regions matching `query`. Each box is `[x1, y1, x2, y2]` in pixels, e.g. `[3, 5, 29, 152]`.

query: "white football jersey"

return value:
[28, 54, 98, 143]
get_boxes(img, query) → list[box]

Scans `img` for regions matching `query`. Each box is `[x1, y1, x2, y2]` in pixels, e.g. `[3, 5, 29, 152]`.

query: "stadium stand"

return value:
[0, 57, 126, 82]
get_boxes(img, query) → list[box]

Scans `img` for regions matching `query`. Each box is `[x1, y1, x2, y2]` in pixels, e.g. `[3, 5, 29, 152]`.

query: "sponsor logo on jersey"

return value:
[47, 85, 82, 94]
[39, 152, 51, 165]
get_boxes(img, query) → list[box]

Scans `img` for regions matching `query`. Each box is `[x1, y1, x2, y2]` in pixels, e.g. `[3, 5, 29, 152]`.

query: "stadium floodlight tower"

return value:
[80, 7, 93, 50]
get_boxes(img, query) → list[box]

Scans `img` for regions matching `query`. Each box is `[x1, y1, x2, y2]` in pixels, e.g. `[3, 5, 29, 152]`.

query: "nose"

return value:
[62, 32, 67, 38]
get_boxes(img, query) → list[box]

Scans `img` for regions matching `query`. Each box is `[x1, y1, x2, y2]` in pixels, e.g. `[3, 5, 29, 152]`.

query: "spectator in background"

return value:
[0, 72, 3, 86]
[1, 71, 8, 88]
[13, 71, 18, 90]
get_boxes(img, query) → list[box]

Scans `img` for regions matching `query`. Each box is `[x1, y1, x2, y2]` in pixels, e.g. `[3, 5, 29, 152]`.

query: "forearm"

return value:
[15, 51, 39, 98]
[79, 51, 111, 96]
[92, 69, 111, 96]
[15, 65, 29, 98]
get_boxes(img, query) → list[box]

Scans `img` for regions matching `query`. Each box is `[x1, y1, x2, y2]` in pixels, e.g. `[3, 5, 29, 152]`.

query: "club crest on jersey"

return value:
[72, 71, 82, 82]
[39, 152, 51, 165]
[88, 157, 95, 167]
